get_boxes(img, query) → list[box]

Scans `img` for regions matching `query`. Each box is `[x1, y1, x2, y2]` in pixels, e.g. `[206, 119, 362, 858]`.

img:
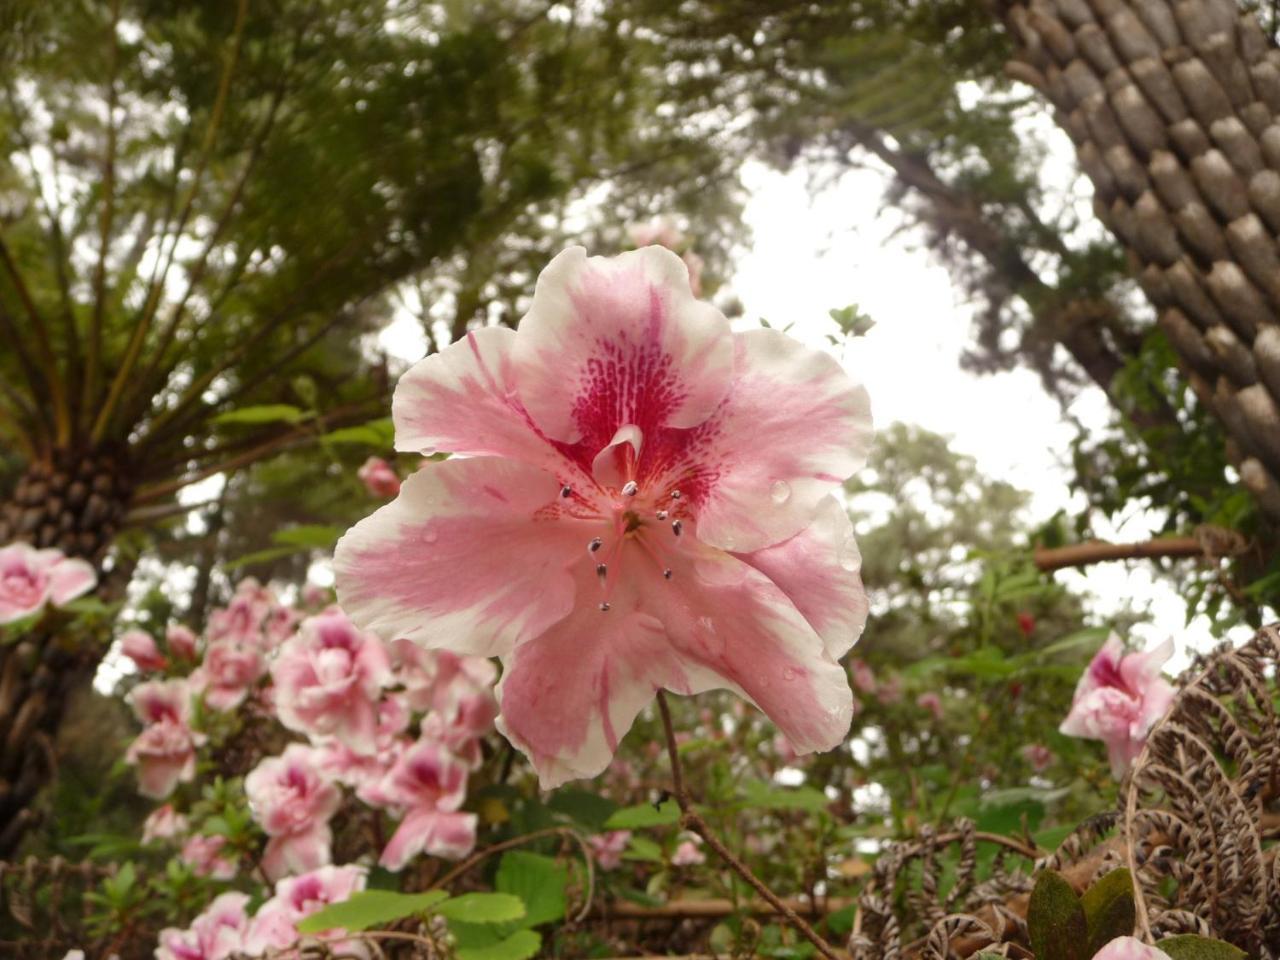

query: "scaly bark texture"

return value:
[0, 450, 131, 857]
[998, 0, 1280, 520]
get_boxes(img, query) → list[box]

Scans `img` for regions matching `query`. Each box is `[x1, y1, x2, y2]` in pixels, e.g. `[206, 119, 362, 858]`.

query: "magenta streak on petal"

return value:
[482, 485, 509, 504]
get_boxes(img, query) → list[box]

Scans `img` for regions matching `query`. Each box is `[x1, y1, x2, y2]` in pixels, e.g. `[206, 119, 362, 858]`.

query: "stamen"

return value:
[671, 519, 683, 536]
[663, 568, 673, 580]
[588, 537, 603, 553]
[599, 602, 611, 612]
[560, 485, 572, 498]
[596, 563, 608, 584]
[656, 510, 668, 521]
[671, 490, 681, 500]
[621, 480, 638, 497]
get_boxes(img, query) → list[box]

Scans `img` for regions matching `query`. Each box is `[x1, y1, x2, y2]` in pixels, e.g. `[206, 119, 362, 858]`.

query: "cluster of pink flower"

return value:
[155, 865, 370, 960]
[120, 579, 498, 955]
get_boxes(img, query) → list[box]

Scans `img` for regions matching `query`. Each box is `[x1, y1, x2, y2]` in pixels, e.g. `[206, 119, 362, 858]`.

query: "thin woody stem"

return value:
[655, 691, 843, 960]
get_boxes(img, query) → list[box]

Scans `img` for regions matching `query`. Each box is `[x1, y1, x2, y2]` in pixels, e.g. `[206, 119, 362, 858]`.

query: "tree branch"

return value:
[655, 691, 843, 960]
[1032, 533, 1245, 572]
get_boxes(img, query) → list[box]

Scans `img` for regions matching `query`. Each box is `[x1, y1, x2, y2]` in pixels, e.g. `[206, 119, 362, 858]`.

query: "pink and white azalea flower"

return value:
[156, 892, 250, 960]
[143, 804, 189, 843]
[120, 629, 167, 672]
[1060, 633, 1176, 777]
[916, 691, 943, 720]
[180, 834, 237, 880]
[372, 738, 477, 871]
[126, 680, 202, 798]
[1021, 742, 1054, 772]
[0, 542, 96, 624]
[358, 456, 402, 498]
[245, 865, 368, 958]
[336, 246, 872, 787]
[167, 624, 200, 661]
[587, 830, 631, 871]
[192, 639, 266, 712]
[271, 609, 392, 754]
[1089, 937, 1171, 960]
[246, 745, 342, 881]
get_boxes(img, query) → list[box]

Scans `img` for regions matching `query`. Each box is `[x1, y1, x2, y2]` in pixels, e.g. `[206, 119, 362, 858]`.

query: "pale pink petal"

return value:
[1089, 936, 1171, 960]
[393, 326, 578, 475]
[379, 809, 478, 872]
[262, 825, 334, 882]
[47, 557, 97, 605]
[335, 457, 586, 657]
[511, 246, 734, 446]
[1119, 636, 1174, 691]
[735, 496, 867, 658]
[676, 329, 872, 553]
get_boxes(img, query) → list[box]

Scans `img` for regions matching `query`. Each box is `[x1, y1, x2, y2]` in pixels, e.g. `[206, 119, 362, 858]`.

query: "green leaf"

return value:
[1156, 935, 1249, 960]
[737, 780, 829, 813]
[223, 545, 306, 571]
[546, 789, 617, 830]
[272, 524, 344, 548]
[496, 852, 566, 928]
[1027, 870, 1088, 960]
[456, 929, 541, 960]
[623, 835, 663, 862]
[1080, 868, 1135, 953]
[212, 403, 305, 426]
[322, 418, 395, 447]
[434, 893, 526, 924]
[604, 799, 680, 829]
[295, 890, 448, 934]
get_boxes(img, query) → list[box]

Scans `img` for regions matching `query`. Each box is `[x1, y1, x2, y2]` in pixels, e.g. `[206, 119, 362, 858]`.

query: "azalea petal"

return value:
[335, 457, 588, 657]
[1119, 637, 1174, 691]
[47, 557, 98, 604]
[379, 809, 477, 871]
[678, 329, 872, 553]
[496, 601, 689, 789]
[262, 826, 333, 881]
[735, 496, 867, 659]
[393, 326, 572, 477]
[655, 542, 856, 756]
[512, 246, 734, 446]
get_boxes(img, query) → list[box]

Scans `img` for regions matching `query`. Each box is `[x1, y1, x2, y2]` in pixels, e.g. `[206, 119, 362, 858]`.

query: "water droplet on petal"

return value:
[783, 666, 801, 681]
[838, 533, 861, 572]
[770, 480, 791, 505]
[422, 524, 439, 544]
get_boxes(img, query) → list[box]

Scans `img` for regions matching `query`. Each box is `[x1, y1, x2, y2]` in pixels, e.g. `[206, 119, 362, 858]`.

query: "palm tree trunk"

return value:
[997, 0, 1280, 521]
[0, 450, 131, 857]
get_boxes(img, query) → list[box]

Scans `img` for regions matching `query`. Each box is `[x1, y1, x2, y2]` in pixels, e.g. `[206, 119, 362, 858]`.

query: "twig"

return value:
[1032, 533, 1243, 572]
[655, 691, 843, 960]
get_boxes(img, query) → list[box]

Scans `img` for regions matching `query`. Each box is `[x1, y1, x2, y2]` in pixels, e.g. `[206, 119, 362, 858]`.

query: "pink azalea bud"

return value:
[0, 542, 96, 624]
[120, 629, 167, 673]
[180, 834, 237, 880]
[915, 691, 943, 720]
[166, 624, 200, 661]
[1060, 633, 1175, 777]
[1021, 742, 1054, 772]
[142, 804, 189, 844]
[587, 830, 631, 871]
[671, 836, 705, 866]
[358, 456, 402, 498]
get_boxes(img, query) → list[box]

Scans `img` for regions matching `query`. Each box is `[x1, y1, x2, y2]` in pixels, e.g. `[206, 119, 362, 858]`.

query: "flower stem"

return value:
[654, 691, 843, 960]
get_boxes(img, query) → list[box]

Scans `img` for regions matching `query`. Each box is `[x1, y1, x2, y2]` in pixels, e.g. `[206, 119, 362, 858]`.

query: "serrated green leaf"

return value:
[295, 890, 449, 934]
[1028, 870, 1087, 960]
[1156, 935, 1249, 960]
[496, 851, 566, 928]
[212, 403, 305, 426]
[604, 799, 680, 829]
[434, 892, 525, 924]
[1081, 868, 1135, 953]
[456, 929, 541, 960]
